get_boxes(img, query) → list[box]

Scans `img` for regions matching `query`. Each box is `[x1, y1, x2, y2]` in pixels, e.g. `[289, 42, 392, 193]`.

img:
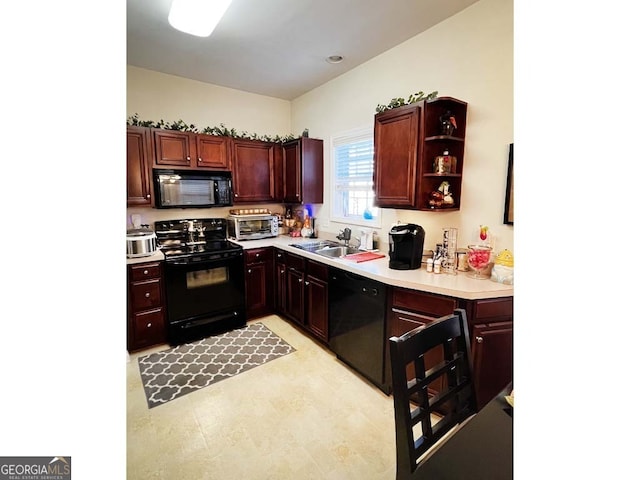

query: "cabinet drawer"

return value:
[131, 308, 165, 349]
[474, 297, 513, 320]
[392, 287, 457, 317]
[286, 252, 305, 272]
[246, 247, 272, 264]
[129, 262, 162, 281]
[130, 279, 163, 311]
[306, 259, 328, 281]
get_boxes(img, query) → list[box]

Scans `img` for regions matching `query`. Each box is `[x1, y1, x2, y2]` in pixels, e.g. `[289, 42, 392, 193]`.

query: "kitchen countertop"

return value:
[231, 235, 514, 301]
[125, 235, 513, 300]
[126, 250, 165, 265]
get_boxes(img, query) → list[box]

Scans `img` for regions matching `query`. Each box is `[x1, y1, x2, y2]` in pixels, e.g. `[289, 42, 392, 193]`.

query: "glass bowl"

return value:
[467, 245, 492, 279]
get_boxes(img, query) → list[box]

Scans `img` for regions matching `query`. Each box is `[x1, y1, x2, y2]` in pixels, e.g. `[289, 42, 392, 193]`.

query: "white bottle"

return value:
[426, 258, 434, 273]
[433, 258, 442, 274]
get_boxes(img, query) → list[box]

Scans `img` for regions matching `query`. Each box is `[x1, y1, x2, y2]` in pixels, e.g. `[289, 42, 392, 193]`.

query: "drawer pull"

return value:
[143, 269, 149, 275]
[145, 292, 150, 298]
[476, 336, 484, 344]
[147, 323, 152, 328]
[247, 269, 252, 273]
[298, 278, 303, 283]
[305, 281, 309, 286]
[256, 253, 260, 258]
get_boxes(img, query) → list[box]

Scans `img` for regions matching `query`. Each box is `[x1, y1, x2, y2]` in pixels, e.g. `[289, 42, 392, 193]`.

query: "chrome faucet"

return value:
[337, 227, 352, 246]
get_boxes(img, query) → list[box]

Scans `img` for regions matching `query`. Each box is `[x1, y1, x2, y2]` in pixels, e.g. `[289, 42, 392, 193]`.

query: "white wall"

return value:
[292, 0, 513, 252]
[126, 0, 513, 253]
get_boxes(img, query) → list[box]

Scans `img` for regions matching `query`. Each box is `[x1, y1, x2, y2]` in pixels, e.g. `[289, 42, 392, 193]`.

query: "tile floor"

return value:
[127, 315, 398, 479]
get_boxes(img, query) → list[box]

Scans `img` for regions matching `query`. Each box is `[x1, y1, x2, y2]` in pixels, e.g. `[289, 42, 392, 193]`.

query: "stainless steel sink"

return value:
[289, 240, 359, 258]
[313, 245, 360, 258]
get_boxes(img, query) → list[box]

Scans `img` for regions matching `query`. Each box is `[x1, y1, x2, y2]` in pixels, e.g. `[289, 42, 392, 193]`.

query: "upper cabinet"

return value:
[151, 129, 231, 170]
[231, 139, 283, 203]
[373, 97, 467, 211]
[282, 137, 324, 204]
[127, 126, 153, 207]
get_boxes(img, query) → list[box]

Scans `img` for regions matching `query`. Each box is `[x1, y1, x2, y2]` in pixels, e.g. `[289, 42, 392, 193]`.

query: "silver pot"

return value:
[126, 228, 157, 258]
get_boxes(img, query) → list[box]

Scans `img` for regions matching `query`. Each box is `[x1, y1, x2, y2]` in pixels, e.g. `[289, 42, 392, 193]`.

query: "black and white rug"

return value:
[137, 322, 295, 408]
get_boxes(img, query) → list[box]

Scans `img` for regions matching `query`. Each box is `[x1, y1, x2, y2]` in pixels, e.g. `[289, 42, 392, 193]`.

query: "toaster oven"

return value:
[227, 213, 278, 241]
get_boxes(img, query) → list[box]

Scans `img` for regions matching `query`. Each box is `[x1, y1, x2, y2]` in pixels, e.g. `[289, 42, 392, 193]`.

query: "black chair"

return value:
[388, 308, 477, 479]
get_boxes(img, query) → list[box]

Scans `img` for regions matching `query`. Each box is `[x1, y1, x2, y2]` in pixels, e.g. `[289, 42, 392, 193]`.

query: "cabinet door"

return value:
[471, 321, 513, 409]
[231, 139, 276, 202]
[127, 126, 152, 206]
[275, 251, 287, 314]
[196, 135, 230, 170]
[245, 262, 269, 319]
[286, 268, 304, 324]
[282, 141, 301, 203]
[305, 275, 328, 342]
[153, 129, 194, 167]
[373, 104, 421, 208]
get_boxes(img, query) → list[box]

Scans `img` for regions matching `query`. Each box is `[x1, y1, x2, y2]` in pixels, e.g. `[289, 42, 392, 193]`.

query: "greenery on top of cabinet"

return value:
[375, 90, 438, 113]
[127, 114, 300, 144]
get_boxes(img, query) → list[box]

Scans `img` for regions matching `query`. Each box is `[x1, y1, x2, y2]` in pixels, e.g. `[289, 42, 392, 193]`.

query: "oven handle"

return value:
[165, 253, 243, 267]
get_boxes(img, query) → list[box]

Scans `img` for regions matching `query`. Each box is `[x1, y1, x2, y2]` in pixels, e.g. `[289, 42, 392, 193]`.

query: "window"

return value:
[330, 128, 380, 227]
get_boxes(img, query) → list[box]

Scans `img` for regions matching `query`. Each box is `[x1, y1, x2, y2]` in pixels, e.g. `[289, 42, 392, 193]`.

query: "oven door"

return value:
[164, 253, 246, 344]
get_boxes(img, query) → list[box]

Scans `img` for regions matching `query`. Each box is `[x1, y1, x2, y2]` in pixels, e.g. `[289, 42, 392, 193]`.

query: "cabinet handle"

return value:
[146, 323, 152, 328]
[186, 156, 191, 161]
[247, 269, 252, 273]
[234, 193, 238, 197]
[305, 281, 309, 286]
[143, 269, 149, 275]
[256, 253, 260, 258]
[145, 292, 150, 298]
[146, 194, 150, 199]
[280, 269, 285, 275]
[198, 157, 202, 162]
[476, 336, 484, 344]
[298, 278, 303, 283]
[277, 253, 282, 258]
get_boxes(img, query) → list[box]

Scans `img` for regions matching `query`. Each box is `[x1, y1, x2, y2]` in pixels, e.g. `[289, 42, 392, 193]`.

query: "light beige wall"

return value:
[127, 66, 291, 137]
[292, 0, 513, 253]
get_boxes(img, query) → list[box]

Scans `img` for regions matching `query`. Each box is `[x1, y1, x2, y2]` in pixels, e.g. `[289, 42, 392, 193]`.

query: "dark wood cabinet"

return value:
[464, 297, 513, 408]
[304, 260, 329, 342]
[244, 247, 274, 319]
[275, 249, 287, 314]
[152, 129, 231, 170]
[373, 104, 421, 208]
[276, 251, 329, 342]
[231, 139, 282, 203]
[127, 126, 153, 206]
[387, 286, 512, 408]
[373, 97, 467, 210]
[127, 261, 166, 352]
[282, 137, 324, 204]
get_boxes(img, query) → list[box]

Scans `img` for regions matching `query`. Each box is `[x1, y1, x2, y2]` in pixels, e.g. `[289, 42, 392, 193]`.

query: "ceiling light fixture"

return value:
[168, 0, 233, 37]
[326, 55, 344, 64]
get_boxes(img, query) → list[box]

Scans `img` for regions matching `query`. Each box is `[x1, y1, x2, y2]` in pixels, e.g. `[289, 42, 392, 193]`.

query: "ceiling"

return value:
[127, 0, 479, 101]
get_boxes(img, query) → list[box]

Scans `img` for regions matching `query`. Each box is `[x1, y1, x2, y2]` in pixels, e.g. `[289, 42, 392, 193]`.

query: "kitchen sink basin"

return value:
[289, 240, 359, 258]
[313, 245, 360, 258]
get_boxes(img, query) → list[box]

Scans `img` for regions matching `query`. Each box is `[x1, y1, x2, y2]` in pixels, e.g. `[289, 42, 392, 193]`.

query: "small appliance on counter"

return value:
[126, 214, 157, 258]
[388, 223, 425, 270]
[227, 208, 278, 241]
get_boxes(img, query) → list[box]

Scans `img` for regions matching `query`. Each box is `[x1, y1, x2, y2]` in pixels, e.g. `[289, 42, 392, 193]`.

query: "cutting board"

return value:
[343, 251, 386, 263]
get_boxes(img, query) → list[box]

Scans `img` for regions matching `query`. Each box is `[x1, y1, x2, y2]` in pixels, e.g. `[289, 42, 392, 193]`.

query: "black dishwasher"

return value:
[328, 267, 389, 393]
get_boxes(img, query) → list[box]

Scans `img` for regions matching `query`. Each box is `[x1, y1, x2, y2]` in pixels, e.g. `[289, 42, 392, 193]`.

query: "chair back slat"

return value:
[389, 308, 477, 479]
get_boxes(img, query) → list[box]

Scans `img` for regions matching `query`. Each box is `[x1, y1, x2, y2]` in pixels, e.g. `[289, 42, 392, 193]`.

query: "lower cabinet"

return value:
[244, 247, 274, 319]
[387, 286, 513, 408]
[127, 261, 166, 352]
[464, 297, 513, 408]
[275, 250, 329, 343]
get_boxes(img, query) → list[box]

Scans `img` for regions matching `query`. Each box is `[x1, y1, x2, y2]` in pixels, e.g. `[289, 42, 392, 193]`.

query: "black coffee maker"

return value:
[388, 223, 425, 270]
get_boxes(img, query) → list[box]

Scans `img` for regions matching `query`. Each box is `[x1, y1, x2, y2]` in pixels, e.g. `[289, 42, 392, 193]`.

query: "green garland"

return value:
[126, 114, 299, 143]
[375, 90, 438, 113]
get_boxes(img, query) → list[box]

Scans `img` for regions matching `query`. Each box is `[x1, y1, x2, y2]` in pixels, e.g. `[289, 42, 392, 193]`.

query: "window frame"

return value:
[329, 126, 381, 229]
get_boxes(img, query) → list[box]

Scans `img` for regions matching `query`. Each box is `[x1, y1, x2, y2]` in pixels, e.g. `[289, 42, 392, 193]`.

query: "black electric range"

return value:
[154, 218, 246, 345]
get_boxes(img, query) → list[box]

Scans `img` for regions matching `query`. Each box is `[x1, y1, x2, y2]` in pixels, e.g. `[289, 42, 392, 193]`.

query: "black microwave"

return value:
[153, 170, 233, 208]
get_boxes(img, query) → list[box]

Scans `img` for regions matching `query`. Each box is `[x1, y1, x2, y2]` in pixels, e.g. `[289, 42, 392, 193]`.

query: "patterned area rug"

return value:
[138, 322, 295, 408]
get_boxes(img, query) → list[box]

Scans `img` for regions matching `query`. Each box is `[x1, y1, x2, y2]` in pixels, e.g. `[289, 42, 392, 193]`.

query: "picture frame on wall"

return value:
[503, 143, 514, 225]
